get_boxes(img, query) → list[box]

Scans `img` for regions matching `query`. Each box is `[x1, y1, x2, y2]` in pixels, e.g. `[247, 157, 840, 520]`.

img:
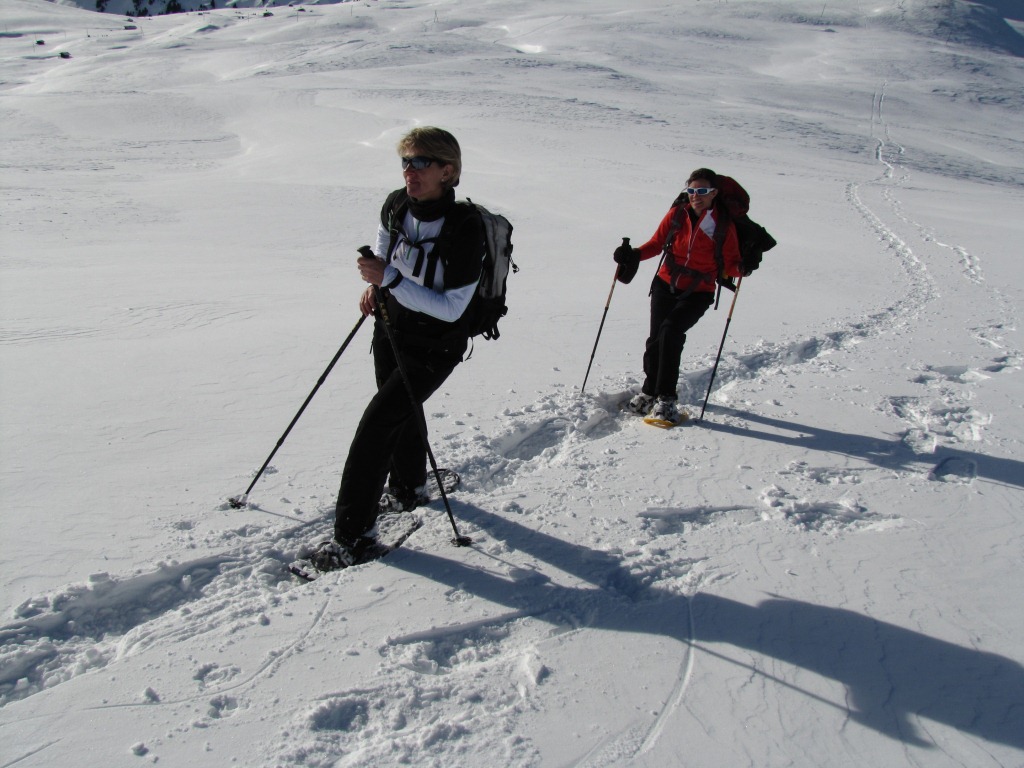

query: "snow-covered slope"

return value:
[2, 1, 1023, 766]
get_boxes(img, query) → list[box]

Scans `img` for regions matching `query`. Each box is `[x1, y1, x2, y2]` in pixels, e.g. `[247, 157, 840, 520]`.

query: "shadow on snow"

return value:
[700, 406, 1024, 490]
[392, 504, 1024, 753]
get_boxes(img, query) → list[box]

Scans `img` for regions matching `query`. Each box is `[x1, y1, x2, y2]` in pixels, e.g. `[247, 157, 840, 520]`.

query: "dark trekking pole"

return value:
[228, 313, 367, 509]
[581, 238, 630, 395]
[699, 276, 742, 421]
[360, 246, 472, 547]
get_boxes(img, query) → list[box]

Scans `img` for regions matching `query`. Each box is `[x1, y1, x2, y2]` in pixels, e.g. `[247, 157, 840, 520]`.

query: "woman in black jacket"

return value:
[310, 127, 483, 572]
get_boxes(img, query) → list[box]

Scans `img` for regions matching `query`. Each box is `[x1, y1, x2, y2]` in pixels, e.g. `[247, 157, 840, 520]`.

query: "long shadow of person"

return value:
[689, 592, 1023, 748]
[700, 406, 1023, 490]
[390, 503, 1024, 751]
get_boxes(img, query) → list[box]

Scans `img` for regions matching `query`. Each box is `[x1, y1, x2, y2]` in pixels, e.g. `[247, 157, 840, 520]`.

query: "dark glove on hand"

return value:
[741, 248, 762, 276]
[613, 243, 640, 284]
[613, 243, 640, 267]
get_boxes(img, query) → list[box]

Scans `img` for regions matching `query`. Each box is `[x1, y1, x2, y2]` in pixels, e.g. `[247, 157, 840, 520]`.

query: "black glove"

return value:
[740, 246, 762, 276]
[613, 239, 640, 284]
[613, 243, 638, 265]
[735, 216, 776, 276]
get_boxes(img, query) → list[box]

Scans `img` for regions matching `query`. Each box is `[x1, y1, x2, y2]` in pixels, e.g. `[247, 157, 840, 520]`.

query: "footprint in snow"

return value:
[929, 455, 977, 484]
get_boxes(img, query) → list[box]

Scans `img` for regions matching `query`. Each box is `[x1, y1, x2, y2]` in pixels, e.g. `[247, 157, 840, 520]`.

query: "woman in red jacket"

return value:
[614, 168, 742, 425]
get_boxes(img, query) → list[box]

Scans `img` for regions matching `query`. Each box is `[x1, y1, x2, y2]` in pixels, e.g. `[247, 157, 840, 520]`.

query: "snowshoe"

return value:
[643, 397, 688, 428]
[288, 515, 423, 581]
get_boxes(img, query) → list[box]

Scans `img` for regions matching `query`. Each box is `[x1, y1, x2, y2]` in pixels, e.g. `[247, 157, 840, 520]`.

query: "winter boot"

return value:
[308, 534, 376, 572]
[647, 396, 683, 425]
[379, 487, 431, 516]
[626, 392, 655, 415]
[379, 469, 461, 515]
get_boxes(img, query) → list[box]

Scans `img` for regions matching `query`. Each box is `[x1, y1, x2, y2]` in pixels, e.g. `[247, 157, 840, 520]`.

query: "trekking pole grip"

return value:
[358, 246, 381, 318]
[616, 237, 629, 280]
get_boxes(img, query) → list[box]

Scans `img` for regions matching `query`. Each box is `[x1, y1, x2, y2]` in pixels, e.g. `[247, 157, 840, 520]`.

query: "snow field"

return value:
[2, 0, 1023, 766]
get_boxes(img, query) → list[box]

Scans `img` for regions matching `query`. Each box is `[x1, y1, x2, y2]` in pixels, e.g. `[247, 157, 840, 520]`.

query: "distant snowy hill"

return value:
[40, 0, 1024, 57]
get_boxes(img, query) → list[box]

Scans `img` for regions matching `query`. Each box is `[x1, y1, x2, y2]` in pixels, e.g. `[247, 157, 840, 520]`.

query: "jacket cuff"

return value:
[382, 266, 403, 290]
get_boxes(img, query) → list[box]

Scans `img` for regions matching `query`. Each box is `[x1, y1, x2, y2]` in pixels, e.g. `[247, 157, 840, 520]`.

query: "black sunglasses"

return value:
[401, 155, 438, 171]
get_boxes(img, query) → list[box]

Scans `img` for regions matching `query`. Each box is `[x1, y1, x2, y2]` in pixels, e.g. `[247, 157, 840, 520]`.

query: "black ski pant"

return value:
[642, 277, 714, 400]
[334, 322, 464, 542]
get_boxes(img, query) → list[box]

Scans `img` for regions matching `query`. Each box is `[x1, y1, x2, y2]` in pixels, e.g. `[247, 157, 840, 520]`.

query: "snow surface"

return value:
[2, 0, 1023, 765]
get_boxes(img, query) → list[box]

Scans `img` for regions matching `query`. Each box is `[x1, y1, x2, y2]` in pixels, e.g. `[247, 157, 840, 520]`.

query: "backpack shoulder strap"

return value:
[424, 201, 478, 288]
[381, 188, 410, 258]
[712, 201, 733, 274]
[433, 201, 480, 265]
[381, 188, 408, 226]
[662, 200, 688, 258]
[440, 200, 478, 234]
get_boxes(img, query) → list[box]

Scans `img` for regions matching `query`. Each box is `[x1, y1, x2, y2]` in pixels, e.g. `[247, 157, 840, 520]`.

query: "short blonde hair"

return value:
[397, 127, 462, 188]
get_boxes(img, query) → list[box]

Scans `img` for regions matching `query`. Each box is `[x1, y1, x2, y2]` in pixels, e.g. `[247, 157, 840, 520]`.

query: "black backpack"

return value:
[383, 191, 516, 340]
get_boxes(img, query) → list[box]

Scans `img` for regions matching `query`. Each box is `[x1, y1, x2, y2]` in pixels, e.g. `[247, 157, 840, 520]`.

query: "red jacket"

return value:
[637, 204, 741, 293]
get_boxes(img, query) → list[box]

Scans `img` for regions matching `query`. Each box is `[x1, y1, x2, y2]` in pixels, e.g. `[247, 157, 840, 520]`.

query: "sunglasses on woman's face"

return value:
[401, 156, 437, 170]
[686, 187, 716, 196]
